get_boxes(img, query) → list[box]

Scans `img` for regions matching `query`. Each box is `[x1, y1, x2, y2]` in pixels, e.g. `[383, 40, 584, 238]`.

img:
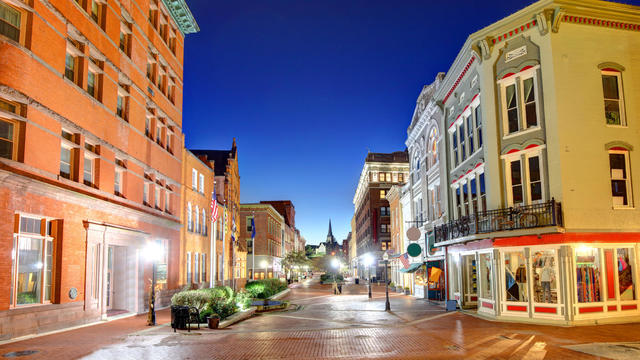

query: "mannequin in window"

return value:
[540, 259, 554, 303]
[515, 264, 527, 301]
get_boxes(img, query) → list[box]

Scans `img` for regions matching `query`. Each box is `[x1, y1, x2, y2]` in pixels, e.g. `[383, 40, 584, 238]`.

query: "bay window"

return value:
[500, 67, 540, 136]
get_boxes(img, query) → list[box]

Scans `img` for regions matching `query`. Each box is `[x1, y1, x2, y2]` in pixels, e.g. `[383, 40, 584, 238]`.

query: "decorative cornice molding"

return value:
[161, 0, 199, 35]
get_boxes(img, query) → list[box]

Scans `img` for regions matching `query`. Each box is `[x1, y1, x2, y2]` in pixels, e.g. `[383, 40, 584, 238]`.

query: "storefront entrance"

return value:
[461, 254, 478, 309]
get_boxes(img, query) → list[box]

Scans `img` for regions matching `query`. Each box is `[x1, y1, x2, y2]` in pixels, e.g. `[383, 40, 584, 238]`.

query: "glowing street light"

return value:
[363, 254, 374, 299]
[144, 241, 164, 326]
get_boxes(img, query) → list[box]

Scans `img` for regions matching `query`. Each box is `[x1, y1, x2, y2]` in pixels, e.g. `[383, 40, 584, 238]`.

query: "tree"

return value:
[281, 251, 311, 280]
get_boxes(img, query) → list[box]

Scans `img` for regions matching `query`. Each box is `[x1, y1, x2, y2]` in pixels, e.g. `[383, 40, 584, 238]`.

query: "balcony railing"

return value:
[434, 199, 562, 244]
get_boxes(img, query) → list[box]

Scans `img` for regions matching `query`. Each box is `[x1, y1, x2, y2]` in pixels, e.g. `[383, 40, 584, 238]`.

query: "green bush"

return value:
[389, 282, 395, 288]
[210, 299, 238, 320]
[234, 290, 252, 310]
[198, 305, 216, 323]
[202, 286, 234, 303]
[170, 290, 211, 312]
[320, 274, 343, 283]
[245, 279, 287, 299]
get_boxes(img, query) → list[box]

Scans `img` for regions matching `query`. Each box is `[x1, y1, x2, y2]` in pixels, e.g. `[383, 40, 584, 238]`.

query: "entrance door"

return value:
[462, 254, 478, 308]
[106, 246, 114, 311]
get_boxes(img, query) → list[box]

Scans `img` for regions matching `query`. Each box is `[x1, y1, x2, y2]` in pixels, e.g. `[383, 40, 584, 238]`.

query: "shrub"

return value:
[245, 279, 287, 299]
[170, 290, 211, 312]
[203, 286, 234, 303]
[389, 282, 395, 288]
[234, 290, 252, 310]
[210, 299, 238, 320]
[320, 274, 343, 283]
[198, 305, 216, 323]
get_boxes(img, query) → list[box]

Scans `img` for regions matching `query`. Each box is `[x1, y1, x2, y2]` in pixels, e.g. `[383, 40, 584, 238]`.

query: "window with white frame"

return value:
[609, 149, 632, 207]
[11, 216, 55, 306]
[0, 1, 22, 43]
[466, 115, 474, 155]
[201, 208, 206, 234]
[429, 128, 438, 168]
[187, 202, 193, 231]
[199, 173, 204, 193]
[155, 186, 161, 209]
[504, 148, 546, 206]
[83, 155, 94, 187]
[194, 252, 199, 283]
[186, 252, 191, 283]
[452, 131, 458, 166]
[500, 67, 540, 135]
[201, 253, 206, 283]
[165, 190, 170, 212]
[475, 106, 483, 148]
[114, 169, 123, 196]
[192, 169, 197, 190]
[458, 124, 466, 162]
[602, 70, 626, 126]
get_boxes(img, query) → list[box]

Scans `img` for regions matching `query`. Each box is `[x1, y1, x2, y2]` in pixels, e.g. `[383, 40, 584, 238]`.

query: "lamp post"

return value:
[363, 254, 373, 299]
[382, 252, 390, 311]
[145, 242, 163, 326]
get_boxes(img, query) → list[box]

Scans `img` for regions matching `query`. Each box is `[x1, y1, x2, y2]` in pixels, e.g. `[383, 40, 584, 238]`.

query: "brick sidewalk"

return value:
[0, 309, 171, 360]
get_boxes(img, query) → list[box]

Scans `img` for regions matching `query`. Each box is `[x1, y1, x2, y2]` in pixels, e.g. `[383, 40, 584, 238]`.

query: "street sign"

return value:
[406, 227, 421, 241]
[407, 243, 422, 257]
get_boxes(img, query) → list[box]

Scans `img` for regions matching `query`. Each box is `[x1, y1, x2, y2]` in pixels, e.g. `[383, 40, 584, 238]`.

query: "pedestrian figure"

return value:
[332, 281, 338, 295]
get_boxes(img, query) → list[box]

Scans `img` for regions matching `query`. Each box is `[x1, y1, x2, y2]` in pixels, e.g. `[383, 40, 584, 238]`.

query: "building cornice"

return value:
[161, 0, 200, 35]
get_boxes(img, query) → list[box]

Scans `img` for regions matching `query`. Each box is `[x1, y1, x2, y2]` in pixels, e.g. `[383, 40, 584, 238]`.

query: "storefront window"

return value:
[479, 253, 492, 299]
[576, 247, 602, 303]
[532, 249, 557, 304]
[415, 266, 426, 286]
[618, 248, 635, 301]
[504, 251, 528, 302]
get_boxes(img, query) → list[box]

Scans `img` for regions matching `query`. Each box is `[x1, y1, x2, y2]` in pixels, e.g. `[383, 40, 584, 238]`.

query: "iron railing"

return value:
[434, 199, 562, 244]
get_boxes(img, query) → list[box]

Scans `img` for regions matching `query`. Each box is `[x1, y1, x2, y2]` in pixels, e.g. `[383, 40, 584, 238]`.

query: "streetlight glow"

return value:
[363, 254, 374, 267]
[331, 258, 340, 269]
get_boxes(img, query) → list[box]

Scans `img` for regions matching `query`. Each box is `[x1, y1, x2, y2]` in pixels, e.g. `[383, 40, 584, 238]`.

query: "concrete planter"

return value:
[268, 288, 291, 300]
[218, 307, 257, 329]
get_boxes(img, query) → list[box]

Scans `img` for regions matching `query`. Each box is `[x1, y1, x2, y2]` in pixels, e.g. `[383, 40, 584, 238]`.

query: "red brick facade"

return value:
[0, 0, 197, 340]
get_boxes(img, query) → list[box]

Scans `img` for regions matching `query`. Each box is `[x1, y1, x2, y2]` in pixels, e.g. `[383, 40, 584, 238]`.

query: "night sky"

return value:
[182, 0, 640, 245]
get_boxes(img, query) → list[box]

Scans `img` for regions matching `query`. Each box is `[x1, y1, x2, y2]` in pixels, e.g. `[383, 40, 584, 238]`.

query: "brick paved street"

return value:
[2, 276, 640, 359]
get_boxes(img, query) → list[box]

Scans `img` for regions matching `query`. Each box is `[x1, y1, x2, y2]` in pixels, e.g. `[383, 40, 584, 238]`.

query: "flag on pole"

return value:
[210, 184, 219, 222]
[251, 217, 256, 239]
[400, 253, 410, 269]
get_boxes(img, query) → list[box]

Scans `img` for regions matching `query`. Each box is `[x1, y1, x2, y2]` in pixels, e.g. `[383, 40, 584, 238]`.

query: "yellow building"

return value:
[432, 0, 640, 325]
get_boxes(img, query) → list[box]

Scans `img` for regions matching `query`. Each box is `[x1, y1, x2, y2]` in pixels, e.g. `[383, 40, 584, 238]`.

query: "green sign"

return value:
[407, 243, 422, 257]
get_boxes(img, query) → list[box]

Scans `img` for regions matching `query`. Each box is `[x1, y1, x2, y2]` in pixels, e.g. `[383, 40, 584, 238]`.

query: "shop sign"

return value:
[407, 227, 421, 241]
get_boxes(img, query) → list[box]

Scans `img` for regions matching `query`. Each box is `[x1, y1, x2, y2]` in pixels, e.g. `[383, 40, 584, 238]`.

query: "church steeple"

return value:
[327, 219, 335, 243]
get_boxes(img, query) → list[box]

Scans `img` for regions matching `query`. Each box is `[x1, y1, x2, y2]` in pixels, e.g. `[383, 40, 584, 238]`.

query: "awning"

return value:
[400, 263, 422, 273]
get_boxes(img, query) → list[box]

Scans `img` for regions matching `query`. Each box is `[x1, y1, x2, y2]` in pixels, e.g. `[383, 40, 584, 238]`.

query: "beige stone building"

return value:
[432, 0, 640, 325]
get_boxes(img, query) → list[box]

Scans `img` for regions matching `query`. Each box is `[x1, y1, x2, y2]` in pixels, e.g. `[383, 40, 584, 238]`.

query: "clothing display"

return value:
[577, 265, 601, 303]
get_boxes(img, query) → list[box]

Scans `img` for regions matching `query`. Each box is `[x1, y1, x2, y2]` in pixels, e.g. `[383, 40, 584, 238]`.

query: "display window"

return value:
[415, 266, 427, 286]
[575, 247, 602, 303]
[532, 249, 558, 304]
[504, 250, 528, 303]
[617, 248, 635, 301]
[479, 253, 492, 300]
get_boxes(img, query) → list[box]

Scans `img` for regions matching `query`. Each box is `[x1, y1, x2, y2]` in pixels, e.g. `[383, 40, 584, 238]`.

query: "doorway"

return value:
[461, 254, 478, 309]
[106, 245, 131, 317]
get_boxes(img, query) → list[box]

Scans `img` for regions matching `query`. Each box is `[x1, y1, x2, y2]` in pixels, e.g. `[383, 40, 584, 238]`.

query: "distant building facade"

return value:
[240, 203, 285, 279]
[353, 151, 409, 280]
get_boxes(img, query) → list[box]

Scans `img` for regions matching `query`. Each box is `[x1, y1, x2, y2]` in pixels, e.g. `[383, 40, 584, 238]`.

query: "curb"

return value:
[268, 288, 291, 300]
[218, 307, 257, 329]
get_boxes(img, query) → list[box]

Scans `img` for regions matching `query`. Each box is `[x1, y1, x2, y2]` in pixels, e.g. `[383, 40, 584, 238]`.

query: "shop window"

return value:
[479, 253, 492, 300]
[504, 251, 528, 302]
[618, 248, 635, 300]
[0, 1, 21, 42]
[575, 247, 602, 303]
[532, 250, 558, 304]
[609, 150, 632, 207]
[602, 70, 625, 126]
[11, 216, 55, 306]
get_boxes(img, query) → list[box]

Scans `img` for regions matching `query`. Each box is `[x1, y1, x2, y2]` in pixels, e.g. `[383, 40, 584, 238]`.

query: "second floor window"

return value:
[500, 67, 540, 136]
[60, 147, 72, 179]
[199, 173, 204, 193]
[83, 156, 93, 186]
[65, 53, 76, 82]
[602, 70, 625, 126]
[610, 150, 632, 207]
[114, 170, 122, 196]
[192, 169, 197, 190]
[0, 116, 18, 160]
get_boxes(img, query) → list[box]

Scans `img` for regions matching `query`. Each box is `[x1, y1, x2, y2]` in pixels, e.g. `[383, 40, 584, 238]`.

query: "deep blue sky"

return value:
[182, 0, 639, 245]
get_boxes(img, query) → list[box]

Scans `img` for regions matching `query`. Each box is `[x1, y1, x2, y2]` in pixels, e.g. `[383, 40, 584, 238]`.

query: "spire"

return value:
[327, 219, 334, 242]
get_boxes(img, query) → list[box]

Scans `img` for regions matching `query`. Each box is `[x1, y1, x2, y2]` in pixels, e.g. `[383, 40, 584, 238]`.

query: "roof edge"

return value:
[161, 0, 200, 35]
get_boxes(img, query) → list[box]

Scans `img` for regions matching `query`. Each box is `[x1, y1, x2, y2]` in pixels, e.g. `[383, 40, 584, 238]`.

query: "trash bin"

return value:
[171, 305, 190, 332]
[355, 278, 359, 285]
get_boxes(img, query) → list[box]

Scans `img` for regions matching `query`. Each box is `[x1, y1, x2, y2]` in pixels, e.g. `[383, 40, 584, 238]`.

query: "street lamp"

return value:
[363, 254, 374, 299]
[260, 260, 268, 279]
[144, 241, 164, 326]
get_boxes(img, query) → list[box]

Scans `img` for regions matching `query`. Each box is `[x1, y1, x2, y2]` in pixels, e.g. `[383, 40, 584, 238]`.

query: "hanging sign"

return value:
[407, 243, 422, 257]
[406, 227, 421, 241]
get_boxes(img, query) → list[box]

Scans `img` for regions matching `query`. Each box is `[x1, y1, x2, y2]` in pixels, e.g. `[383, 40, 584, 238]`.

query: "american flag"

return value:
[210, 184, 219, 222]
[400, 253, 410, 269]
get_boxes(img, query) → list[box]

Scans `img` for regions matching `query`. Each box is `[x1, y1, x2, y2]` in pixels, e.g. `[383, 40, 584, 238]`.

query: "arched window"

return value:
[429, 127, 438, 168]
[195, 205, 199, 233]
[187, 202, 192, 231]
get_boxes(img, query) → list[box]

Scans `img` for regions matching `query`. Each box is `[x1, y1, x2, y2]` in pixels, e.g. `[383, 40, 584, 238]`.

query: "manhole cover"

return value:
[3, 350, 39, 358]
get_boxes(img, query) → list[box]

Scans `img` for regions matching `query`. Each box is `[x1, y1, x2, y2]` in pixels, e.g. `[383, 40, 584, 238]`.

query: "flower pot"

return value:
[207, 316, 220, 329]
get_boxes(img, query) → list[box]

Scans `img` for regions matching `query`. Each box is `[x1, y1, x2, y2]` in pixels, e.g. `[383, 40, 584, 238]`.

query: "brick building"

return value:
[0, 0, 197, 340]
[353, 151, 409, 280]
[240, 203, 285, 280]
[191, 140, 245, 290]
[180, 149, 215, 287]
